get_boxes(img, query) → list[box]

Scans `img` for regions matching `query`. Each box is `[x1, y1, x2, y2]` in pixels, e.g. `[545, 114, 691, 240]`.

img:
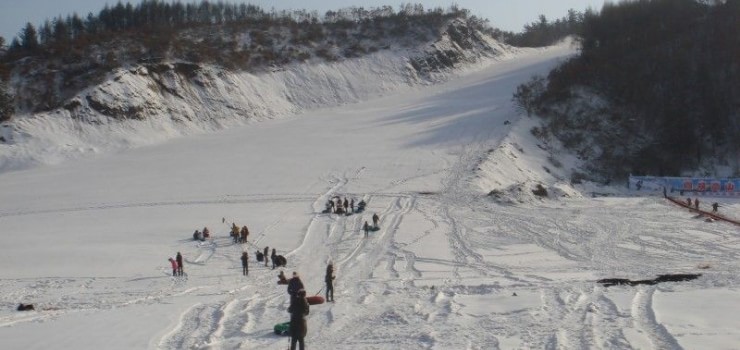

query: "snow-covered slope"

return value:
[0, 40, 738, 350]
[0, 22, 515, 173]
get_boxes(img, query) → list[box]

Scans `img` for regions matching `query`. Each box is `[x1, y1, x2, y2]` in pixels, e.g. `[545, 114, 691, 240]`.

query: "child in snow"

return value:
[168, 257, 178, 276]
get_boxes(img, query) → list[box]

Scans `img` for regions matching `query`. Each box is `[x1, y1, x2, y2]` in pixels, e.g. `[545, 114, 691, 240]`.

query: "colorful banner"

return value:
[629, 176, 740, 196]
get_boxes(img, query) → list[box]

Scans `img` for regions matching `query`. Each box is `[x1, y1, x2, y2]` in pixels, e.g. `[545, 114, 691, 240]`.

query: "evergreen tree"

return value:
[19, 22, 39, 51]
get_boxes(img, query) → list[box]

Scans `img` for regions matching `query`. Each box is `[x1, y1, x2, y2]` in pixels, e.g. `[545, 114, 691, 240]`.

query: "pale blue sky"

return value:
[0, 0, 608, 43]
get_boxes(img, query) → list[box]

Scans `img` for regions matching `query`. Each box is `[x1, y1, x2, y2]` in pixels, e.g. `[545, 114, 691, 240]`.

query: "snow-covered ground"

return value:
[1, 41, 739, 350]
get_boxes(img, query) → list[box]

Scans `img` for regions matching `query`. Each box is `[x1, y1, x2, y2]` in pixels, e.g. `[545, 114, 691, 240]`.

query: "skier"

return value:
[175, 252, 184, 276]
[168, 257, 178, 276]
[263, 246, 269, 267]
[325, 263, 335, 302]
[240, 252, 249, 276]
[288, 289, 309, 350]
[712, 202, 719, 212]
[362, 221, 370, 238]
[372, 213, 379, 228]
[287, 271, 305, 297]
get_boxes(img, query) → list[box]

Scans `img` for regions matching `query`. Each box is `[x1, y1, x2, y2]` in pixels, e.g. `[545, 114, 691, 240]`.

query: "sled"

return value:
[369, 226, 380, 232]
[277, 280, 288, 285]
[273, 321, 290, 336]
[306, 295, 325, 305]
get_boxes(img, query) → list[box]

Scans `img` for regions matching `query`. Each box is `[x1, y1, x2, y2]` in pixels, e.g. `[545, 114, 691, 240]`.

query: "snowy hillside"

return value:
[1, 40, 739, 350]
[0, 21, 515, 173]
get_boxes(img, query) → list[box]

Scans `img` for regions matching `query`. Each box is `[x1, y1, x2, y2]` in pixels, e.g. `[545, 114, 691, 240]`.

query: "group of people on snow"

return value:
[172, 217, 351, 350]
[685, 197, 721, 213]
[192, 227, 210, 241]
[231, 223, 249, 244]
[168, 252, 184, 276]
[326, 196, 355, 214]
[283, 262, 337, 349]
[362, 212, 380, 237]
[255, 246, 271, 267]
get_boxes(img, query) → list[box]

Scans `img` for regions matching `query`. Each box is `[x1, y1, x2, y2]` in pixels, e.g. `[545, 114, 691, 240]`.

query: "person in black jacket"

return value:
[263, 246, 269, 267]
[175, 252, 184, 276]
[288, 289, 309, 350]
[325, 263, 335, 302]
[240, 252, 249, 276]
[287, 271, 305, 297]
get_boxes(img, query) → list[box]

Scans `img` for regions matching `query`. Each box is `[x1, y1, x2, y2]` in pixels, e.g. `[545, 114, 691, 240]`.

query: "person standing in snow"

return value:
[350, 198, 355, 213]
[175, 252, 184, 276]
[325, 263, 335, 302]
[687, 198, 692, 207]
[168, 257, 178, 276]
[288, 289, 309, 350]
[372, 213, 379, 228]
[343, 198, 349, 214]
[263, 246, 269, 267]
[240, 225, 249, 243]
[271, 248, 278, 269]
[712, 202, 719, 212]
[363, 221, 370, 238]
[694, 198, 700, 210]
[231, 223, 240, 243]
[287, 271, 305, 297]
[240, 251, 249, 276]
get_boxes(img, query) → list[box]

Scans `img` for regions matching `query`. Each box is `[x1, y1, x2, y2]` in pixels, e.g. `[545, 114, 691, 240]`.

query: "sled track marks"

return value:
[631, 287, 683, 350]
[159, 303, 222, 349]
[158, 291, 286, 349]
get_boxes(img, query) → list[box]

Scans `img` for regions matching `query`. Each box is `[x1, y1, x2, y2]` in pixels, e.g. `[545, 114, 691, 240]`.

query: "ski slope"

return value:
[1, 42, 739, 350]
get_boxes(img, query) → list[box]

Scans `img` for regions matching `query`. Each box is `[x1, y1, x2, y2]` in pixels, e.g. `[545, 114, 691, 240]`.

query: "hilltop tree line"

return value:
[0, 1, 478, 61]
[0, 1, 491, 119]
[516, 0, 740, 178]
[503, 9, 585, 47]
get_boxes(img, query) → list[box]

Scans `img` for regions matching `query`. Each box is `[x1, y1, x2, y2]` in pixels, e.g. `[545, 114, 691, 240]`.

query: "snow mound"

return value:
[475, 116, 584, 203]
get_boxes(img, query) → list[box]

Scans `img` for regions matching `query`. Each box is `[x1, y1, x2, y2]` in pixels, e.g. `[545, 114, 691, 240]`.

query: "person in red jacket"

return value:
[168, 257, 178, 276]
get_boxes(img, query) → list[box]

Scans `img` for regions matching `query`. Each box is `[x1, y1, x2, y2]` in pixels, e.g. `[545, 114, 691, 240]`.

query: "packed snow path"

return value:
[1, 43, 739, 350]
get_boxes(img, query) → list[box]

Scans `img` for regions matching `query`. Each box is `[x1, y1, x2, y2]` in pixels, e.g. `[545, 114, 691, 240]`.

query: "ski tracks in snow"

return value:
[631, 287, 683, 350]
